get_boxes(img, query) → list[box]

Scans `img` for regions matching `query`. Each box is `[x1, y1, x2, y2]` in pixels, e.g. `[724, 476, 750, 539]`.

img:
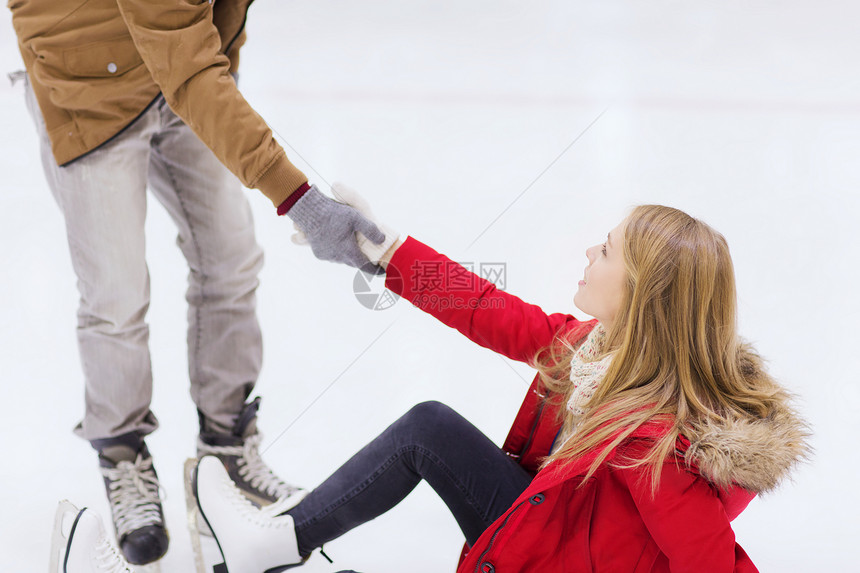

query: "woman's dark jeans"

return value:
[286, 401, 532, 556]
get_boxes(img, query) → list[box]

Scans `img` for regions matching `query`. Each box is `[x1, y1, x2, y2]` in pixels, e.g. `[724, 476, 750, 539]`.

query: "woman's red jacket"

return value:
[385, 237, 758, 573]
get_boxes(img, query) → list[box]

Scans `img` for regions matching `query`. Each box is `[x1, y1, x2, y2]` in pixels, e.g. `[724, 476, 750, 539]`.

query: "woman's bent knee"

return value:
[402, 401, 456, 427]
[389, 401, 474, 452]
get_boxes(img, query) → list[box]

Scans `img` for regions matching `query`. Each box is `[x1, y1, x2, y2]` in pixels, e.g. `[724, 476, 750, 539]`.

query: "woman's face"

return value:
[574, 221, 628, 328]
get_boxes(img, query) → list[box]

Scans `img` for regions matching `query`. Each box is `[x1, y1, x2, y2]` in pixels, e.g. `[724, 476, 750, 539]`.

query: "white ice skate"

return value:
[192, 455, 305, 573]
[49, 500, 135, 573]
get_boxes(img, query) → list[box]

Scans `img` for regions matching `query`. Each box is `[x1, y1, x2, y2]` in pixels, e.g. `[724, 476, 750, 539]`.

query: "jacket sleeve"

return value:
[621, 462, 758, 573]
[384, 237, 584, 363]
[115, 0, 307, 206]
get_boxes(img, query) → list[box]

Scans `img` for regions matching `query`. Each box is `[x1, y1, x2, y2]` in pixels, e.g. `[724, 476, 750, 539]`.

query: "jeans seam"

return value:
[162, 161, 206, 385]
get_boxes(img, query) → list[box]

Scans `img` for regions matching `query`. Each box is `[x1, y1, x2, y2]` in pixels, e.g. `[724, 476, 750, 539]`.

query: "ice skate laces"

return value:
[93, 535, 134, 573]
[199, 433, 301, 499]
[215, 464, 295, 529]
[100, 454, 163, 539]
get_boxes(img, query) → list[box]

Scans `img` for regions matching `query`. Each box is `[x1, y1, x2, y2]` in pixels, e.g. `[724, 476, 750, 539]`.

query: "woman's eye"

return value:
[601, 243, 607, 256]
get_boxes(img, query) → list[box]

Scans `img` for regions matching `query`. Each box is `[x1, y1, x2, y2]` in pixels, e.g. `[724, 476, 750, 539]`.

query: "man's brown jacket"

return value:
[9, 0, 307, 206]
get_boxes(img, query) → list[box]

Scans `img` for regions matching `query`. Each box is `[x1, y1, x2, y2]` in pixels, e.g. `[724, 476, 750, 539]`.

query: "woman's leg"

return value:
[286, 401, 532, 556]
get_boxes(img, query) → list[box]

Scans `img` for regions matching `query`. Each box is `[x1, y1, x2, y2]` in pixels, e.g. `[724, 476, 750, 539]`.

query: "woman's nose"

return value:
[585, 245, 597, 263]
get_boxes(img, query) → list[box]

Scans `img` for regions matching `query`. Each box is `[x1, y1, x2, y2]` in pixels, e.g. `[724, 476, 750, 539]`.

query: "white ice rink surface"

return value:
[2, 1, 859, 571]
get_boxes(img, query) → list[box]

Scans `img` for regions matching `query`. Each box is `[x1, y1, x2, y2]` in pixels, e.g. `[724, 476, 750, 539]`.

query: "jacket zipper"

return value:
[473, 499, 527, 572]
[224, 0, 252, 55]
[516, 398, 547, 460]
[477, 395, 546, 570]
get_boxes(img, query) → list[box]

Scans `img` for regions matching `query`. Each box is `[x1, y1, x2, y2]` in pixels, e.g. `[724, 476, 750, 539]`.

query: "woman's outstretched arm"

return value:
[382, 236, 587, 363]
[294, 184, 593, 362]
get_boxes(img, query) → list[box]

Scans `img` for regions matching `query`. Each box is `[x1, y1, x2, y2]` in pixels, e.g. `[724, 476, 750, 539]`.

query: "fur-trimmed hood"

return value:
[684, 398, 811, 494]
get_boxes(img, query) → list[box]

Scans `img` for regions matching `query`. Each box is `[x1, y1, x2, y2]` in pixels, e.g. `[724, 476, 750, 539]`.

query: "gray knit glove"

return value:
[287, 185, 386, 271]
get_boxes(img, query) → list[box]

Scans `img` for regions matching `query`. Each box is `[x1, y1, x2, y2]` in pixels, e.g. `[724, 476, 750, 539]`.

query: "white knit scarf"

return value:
[566, 323, 611, 416]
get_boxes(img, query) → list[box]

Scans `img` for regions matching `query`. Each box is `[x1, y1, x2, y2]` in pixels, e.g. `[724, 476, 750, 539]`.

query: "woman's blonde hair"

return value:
[536, 205, 786, 491]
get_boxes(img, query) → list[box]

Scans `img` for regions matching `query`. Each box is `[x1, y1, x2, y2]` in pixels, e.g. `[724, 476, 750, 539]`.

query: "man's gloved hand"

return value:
[291, 183, 400, 273]
[287, 184, 386, 271]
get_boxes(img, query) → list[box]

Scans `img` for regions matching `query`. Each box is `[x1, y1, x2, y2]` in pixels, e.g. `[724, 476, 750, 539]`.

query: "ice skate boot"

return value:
[193, 455, 304, 573]
[196, 397, 307, 510]
[98, 438, 168, 565]
[49, 500, 134, 573]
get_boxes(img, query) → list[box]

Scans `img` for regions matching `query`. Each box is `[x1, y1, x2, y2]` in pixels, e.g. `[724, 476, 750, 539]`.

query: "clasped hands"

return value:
[287, 183, 400, 273]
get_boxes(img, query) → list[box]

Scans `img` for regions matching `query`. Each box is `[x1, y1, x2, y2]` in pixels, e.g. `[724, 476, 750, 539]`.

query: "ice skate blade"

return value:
[184, 458, 208, 573]
[49, 500, 82, 573]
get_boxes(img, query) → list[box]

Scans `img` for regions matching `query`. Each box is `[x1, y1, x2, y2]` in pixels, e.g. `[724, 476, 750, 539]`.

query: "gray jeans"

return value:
[25, 79, 265, 442]
[287, 401, 531, 556]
